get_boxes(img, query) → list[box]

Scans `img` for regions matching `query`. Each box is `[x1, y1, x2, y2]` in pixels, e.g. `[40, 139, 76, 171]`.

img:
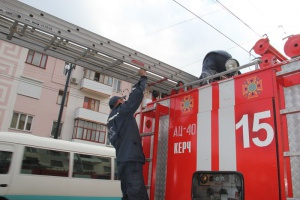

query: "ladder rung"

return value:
[145, 158, 152, 162]
[284, 151, 300, 157]
[280, 107, 300, 114]
[140, 132, 154, 137]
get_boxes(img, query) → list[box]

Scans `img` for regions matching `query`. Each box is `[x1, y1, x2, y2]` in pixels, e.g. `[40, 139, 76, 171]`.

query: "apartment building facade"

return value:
[0, 39, 150, 146]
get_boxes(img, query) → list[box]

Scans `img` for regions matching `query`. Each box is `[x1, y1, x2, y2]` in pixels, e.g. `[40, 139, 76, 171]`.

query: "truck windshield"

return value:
[192, 171, 244, 200]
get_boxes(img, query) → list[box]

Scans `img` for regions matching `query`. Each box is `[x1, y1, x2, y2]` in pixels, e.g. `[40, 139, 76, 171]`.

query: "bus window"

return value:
[21, 146, 69, 177]
[192, 171, 244, 200]
[73, 153, 111, 180]
[0, 150, 12, 174]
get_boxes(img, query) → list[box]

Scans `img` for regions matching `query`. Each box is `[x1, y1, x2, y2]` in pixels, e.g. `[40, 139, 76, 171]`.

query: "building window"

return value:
[113, 79, 122, 93]
[103, 75, 113, 86]
[26, 50, 48, 69]
[51, 121, 63, 138]
[57, 90, 69, 106]
[10, 112, 33, 131]
[83, 97, 100, 112]
[84, 69, 113, 86]
[73, 119, 106, 144]
[17, 76, 43, 99]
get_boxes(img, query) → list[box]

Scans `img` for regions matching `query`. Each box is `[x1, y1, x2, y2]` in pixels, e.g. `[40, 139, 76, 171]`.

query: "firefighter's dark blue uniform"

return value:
[107, 76, 149, 200]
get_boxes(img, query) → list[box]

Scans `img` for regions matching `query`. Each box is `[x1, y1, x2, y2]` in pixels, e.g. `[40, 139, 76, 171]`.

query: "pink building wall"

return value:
[0, 40, 26, 131]
[14, 57, 69, 138]
[0, 39, 69, 137]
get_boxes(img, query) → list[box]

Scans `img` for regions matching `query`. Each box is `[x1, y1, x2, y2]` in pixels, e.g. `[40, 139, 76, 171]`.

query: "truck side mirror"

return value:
[192, 171, 244, 200]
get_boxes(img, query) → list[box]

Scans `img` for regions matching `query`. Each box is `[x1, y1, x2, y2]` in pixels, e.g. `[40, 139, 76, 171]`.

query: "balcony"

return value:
[80, 78, 112, 97]
[75, 107, 108, 124]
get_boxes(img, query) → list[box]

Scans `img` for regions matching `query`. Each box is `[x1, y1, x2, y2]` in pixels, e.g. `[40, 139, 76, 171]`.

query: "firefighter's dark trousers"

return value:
[118, 161, 149, 200]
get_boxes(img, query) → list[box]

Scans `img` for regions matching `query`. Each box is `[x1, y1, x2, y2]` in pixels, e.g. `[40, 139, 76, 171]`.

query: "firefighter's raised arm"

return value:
[118, 69, 147, 117]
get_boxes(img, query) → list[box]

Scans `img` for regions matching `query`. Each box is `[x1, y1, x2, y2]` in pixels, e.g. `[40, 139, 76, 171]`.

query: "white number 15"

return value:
[236, 110, 274, 148]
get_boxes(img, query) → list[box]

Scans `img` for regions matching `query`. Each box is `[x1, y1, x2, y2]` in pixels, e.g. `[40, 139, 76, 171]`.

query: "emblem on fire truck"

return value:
[181, 95, 194, 113]
[242, 76, 263, 99]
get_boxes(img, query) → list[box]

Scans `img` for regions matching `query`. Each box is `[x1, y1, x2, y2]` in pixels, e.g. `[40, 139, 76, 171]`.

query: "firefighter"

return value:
[199, 50, 240, 85]
[107, 69, 149, 200]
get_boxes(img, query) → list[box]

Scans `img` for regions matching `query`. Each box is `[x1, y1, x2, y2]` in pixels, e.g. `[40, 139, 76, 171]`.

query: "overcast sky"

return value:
[18, 0, 300, 77]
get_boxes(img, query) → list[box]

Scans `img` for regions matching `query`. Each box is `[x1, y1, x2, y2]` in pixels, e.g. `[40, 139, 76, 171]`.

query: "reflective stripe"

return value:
[197, 79, 237, 171]
[107, 112, 119, 122]
[197, 111, 211, 170]
[219, 80, 236, 170]
[197, 86, 212, 170]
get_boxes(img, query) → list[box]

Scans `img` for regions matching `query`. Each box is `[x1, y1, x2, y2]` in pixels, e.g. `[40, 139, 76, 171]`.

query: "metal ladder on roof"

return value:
[137, 103, 169, 199]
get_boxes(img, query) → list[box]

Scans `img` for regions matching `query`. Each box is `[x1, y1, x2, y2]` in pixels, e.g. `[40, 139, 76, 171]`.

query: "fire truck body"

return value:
[139, 56, 300, 199]
[0, 1, 299, 199]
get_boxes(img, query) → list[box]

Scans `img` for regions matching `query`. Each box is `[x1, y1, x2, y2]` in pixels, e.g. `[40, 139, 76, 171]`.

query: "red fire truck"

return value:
[0, 1, 299, 199]
[137, 36, 300, 200]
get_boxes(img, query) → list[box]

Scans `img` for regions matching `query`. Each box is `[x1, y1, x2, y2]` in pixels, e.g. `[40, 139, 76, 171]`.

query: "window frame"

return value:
[51, 121, 63, 138]
[57, 90, 69, 106]
[72, 119, 106, 144]
[83, 69, 113, 87]
[25, 49, 48, 69]
[83, 96, 100, 112]
[113, 78, 122, 93]
[10, 112, 33, 132]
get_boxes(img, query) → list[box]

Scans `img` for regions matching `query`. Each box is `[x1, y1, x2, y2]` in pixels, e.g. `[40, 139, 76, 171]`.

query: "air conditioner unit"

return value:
[70, 77, 78, 84]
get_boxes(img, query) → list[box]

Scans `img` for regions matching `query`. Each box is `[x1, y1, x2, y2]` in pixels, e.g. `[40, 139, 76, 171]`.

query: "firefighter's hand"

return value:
[138, 69, 147, 76]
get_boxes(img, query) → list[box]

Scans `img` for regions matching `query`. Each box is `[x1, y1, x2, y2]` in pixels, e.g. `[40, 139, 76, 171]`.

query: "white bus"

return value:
[0, 132, 122, 200]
